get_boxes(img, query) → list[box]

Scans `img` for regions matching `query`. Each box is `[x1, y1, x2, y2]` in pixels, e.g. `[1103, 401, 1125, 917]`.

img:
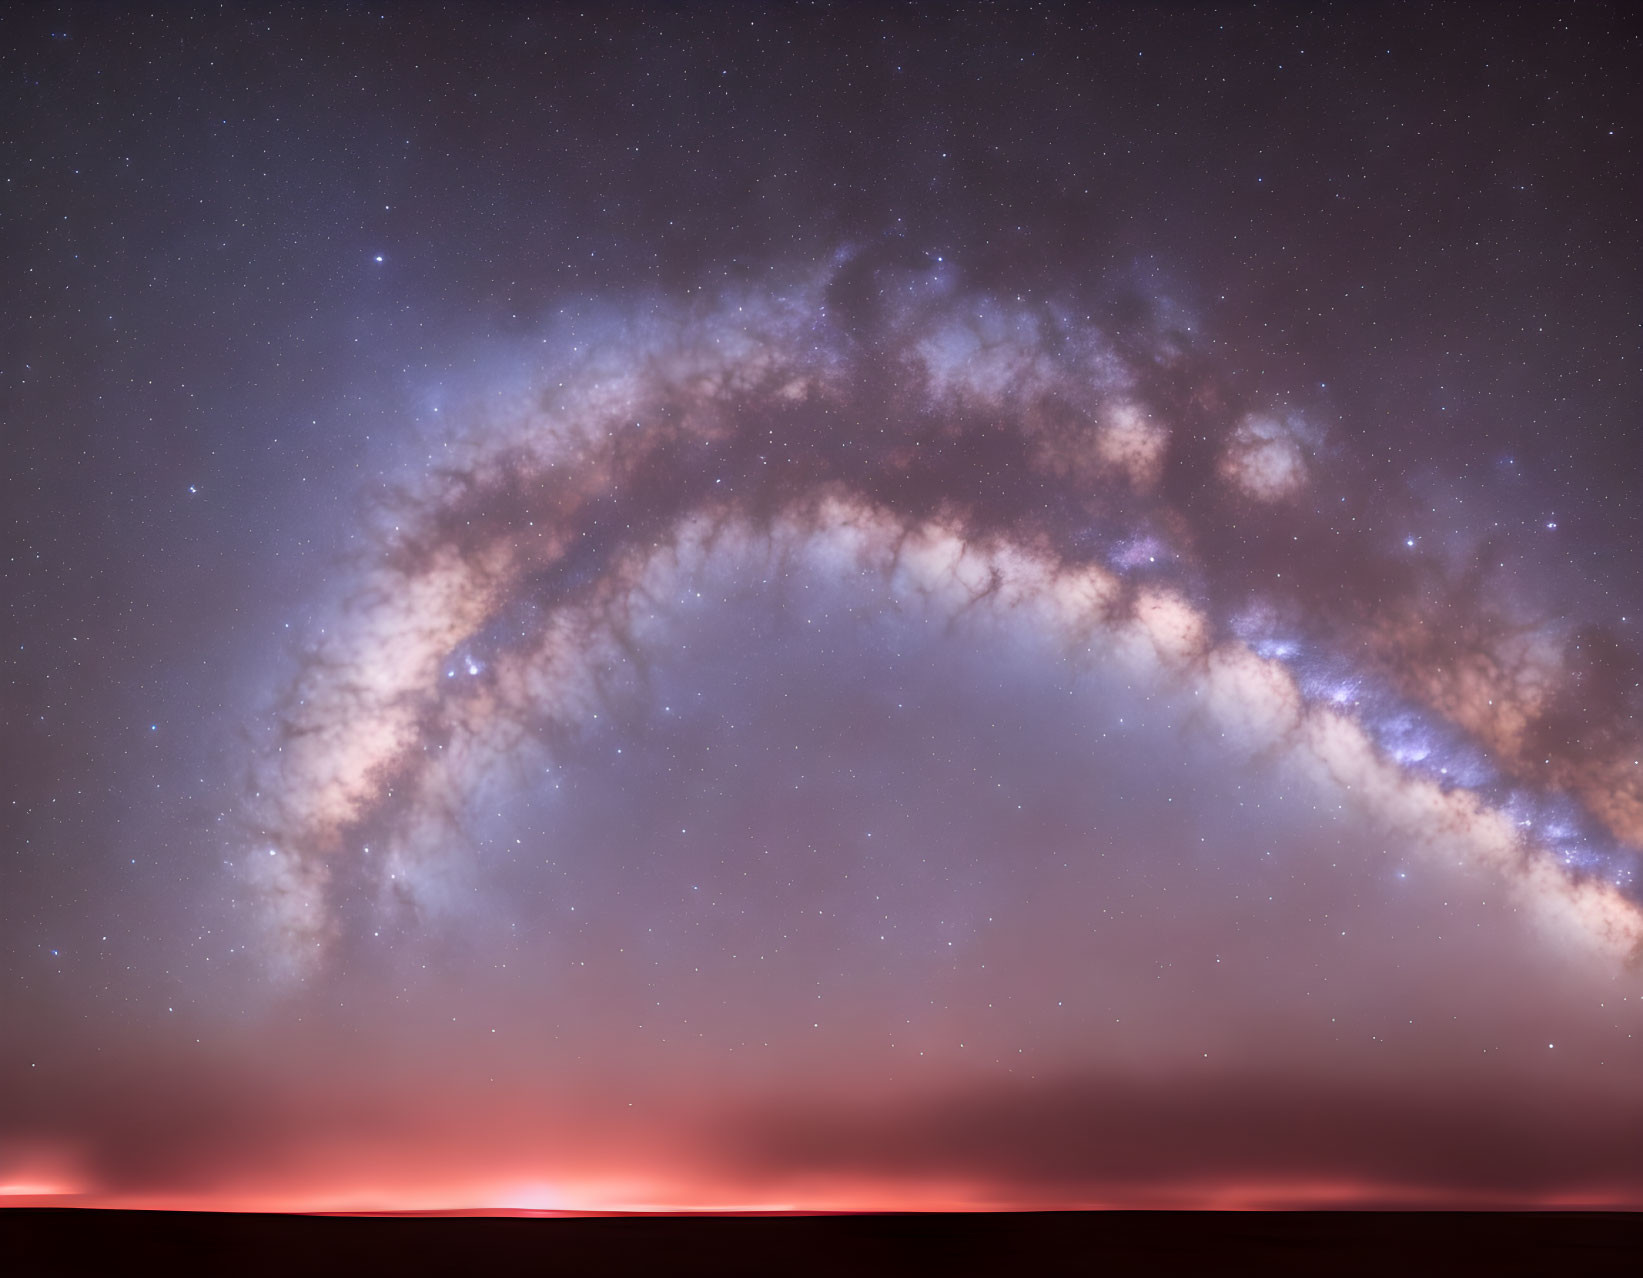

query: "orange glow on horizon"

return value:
[7, 1172, 1642, 1216]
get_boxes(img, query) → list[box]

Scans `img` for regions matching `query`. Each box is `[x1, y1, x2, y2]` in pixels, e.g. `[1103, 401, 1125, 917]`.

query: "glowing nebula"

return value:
[246, 267, 1641, 973]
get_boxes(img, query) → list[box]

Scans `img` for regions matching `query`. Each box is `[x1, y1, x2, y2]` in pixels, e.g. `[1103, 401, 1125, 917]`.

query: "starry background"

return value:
[3, 2, 1642, 1210]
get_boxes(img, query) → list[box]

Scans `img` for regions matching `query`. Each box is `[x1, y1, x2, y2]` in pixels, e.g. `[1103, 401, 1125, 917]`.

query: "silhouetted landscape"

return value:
[5, 1210, 1643, 1275]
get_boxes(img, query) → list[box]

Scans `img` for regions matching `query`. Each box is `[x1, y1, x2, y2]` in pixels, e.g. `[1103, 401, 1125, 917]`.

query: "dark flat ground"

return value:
[3, 1208, 1641, 1275]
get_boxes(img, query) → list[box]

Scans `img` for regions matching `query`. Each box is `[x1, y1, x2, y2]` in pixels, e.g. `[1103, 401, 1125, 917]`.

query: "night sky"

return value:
[4, 3, 1643, 1211]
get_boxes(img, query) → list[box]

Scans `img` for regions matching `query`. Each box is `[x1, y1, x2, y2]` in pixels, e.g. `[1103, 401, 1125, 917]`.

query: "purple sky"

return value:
[3, 3, 1641, 1210]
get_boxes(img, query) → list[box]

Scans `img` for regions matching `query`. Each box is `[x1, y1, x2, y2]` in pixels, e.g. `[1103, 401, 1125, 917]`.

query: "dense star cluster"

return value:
[4, 4, 1642, 1211]
[247, 268, 1641, 972]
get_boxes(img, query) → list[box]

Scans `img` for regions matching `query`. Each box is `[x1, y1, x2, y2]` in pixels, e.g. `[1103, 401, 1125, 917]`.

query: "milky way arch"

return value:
[243, 260, 1643, 972]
